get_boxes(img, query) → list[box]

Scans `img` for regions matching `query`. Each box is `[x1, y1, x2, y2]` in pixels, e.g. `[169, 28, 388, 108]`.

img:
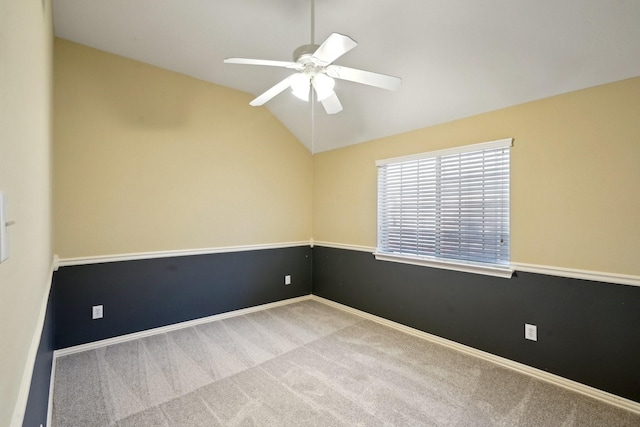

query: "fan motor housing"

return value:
[293, 44, 320, 64]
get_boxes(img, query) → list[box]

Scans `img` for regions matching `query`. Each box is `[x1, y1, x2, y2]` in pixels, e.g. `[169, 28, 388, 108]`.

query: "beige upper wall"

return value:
[314, 77, 640, 276]
[54, 39, 313, 258]
[53, 37, 640, 275]
[0, 0, 53, 425]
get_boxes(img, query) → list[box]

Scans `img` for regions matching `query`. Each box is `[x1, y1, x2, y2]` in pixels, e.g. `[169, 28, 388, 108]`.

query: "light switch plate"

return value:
[0, 192, 8, 263]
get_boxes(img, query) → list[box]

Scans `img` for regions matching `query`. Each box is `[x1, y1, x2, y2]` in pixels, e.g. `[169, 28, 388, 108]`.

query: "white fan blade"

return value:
[250, 75, 295, 106]
[321, 92, 343, 115]
[326, 65, 401, 91]
[224, 58, 301, 69]
[311, 33, 357, 66]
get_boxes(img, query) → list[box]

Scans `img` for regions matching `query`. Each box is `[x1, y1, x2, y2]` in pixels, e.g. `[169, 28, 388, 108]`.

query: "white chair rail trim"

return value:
[55, 241, 313, 268]
[313, 242, 639, 287]
[512, 262, 640, 288]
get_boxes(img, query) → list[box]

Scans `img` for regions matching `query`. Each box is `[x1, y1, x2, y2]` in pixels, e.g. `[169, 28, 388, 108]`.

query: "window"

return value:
[375, 139, 513, 278]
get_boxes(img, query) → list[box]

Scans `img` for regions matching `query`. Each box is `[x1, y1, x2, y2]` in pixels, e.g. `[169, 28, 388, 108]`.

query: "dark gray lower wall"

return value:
[53, 246, 312, 349]
[23, 243, 640, 423]
[22, 280, 55, 427]
[312, 246, 640, 403]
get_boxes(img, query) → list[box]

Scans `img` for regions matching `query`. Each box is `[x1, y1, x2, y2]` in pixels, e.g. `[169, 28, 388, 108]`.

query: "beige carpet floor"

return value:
[52, 299, 640, 426]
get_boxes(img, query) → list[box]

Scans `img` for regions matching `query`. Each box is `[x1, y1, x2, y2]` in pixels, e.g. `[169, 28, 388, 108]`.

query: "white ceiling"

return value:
[52, 0, 640, 153]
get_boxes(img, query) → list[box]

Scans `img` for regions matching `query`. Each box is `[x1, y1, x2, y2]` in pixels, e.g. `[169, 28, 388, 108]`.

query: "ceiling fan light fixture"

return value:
[290, 73, 311, 101]
[312, 73, 335, 101]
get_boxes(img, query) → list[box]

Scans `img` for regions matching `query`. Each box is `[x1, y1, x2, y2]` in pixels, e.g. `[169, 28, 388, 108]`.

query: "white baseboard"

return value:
[311, 295, 640, 415]
[54, 295, 313, 357]
[46, 356, 56, 427]
[11, 258, 56, 427]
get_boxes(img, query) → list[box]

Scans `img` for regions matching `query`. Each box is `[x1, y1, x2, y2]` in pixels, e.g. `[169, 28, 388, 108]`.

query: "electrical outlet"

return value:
[92, 305, 103, 320]
[284, 275, 291, 285]
[525, 323, 537, 341]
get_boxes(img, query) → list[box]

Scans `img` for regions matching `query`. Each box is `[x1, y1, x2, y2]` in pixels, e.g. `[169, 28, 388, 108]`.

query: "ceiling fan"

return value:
[223, 1, 401, 115]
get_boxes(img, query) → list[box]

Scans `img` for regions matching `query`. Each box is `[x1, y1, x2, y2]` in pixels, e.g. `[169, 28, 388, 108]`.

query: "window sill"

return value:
[373, 252, 513, 278]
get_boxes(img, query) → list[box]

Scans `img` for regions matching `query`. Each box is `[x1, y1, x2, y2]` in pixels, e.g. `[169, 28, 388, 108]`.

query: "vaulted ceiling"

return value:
[53, 0, 640, 152]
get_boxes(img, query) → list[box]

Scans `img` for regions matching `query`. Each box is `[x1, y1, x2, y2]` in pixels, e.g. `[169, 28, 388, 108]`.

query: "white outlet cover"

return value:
[92, 305, 104, 319]
[285, 275, 291, 285]
[525, 323, 537, 341]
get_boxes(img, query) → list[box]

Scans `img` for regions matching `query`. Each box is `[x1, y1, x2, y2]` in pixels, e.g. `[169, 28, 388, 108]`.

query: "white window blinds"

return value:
[376, 139, 512, 271]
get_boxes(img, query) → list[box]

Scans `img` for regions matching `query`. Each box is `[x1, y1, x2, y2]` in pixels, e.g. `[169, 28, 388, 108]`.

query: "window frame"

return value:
[374, 138, 514, 278]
